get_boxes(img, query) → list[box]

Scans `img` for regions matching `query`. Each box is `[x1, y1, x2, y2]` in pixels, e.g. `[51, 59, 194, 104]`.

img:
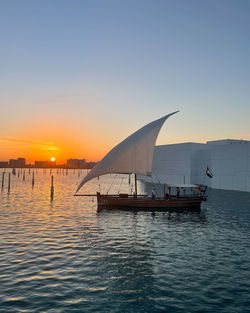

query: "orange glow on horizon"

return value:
[0, 135, 104, 164]
[0, 114, 109, 163]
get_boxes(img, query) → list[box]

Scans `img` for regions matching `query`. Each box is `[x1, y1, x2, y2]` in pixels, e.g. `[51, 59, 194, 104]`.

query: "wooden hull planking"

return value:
[97, 194, 207, 211]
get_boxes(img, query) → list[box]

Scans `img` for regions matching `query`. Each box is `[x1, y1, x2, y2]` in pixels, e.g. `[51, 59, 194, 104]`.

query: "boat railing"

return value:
[99, 193, 207, 201]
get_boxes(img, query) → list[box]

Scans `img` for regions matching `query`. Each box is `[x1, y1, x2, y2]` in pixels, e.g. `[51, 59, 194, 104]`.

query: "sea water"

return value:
[0, 170, 249, 313]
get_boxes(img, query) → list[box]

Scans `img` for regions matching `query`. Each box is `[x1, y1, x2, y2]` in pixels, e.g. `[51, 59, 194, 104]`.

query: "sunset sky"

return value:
[1, 0, 250, 164]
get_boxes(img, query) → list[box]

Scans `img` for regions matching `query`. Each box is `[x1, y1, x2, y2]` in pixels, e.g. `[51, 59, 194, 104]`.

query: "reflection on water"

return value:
[0, 169, 250, 312]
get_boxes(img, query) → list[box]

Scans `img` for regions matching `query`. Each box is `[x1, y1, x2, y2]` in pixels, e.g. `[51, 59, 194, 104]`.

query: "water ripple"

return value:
[0, 171, 250, 312]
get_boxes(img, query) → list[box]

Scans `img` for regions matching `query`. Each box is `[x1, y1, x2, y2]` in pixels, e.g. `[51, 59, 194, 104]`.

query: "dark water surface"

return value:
[0, 170, 249, 312]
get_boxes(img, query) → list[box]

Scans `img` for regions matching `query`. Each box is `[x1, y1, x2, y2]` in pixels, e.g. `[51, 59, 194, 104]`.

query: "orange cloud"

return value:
[0, 137, 66, 163]
[0, 137, 63, 151]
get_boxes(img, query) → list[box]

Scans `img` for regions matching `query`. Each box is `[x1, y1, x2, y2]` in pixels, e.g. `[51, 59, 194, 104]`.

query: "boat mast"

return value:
[134, 173, 137, 196]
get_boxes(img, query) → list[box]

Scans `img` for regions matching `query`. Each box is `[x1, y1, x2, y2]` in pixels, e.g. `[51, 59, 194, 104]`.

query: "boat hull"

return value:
[97, 194, 207, 212]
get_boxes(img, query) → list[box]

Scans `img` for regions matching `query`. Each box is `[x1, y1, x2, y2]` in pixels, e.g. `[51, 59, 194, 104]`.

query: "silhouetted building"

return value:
[17, 158, 26, 167]
[66, 159, 86, 168]
[9, 158, 26, 168]
[0, 161, 8, 168]
[9, 159, 16, 167]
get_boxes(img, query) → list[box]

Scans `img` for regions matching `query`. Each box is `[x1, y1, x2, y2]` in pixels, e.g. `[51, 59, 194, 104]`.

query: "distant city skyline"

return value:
[0, 156, 97, 169]
[1, 1, 250, 163]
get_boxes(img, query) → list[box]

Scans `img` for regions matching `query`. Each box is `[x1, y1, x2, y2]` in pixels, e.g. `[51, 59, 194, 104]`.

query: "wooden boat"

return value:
[96, 192, 207, 211]
[75, 111, 208, 211]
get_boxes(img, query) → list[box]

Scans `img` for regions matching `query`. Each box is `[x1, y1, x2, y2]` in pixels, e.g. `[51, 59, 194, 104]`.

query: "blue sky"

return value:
[0, 0, 250, 161]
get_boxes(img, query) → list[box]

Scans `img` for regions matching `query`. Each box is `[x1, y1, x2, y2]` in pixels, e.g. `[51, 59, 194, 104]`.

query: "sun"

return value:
[50, 157, 56, 162]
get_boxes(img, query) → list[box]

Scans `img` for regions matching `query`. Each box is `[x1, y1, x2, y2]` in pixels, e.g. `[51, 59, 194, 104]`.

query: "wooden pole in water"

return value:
[2, 172, 5, 189]
[23, 170, 25, 181]
[50, 175, 54, 201]
[8, 173, 10, 193]
[32, 171, 34, 187]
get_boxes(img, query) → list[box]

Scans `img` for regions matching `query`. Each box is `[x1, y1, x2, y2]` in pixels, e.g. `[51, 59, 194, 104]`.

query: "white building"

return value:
[145, 139, 250, 192]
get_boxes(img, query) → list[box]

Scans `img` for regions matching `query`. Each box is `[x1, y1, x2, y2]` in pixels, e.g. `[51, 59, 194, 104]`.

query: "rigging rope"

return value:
[98, 176, 101, 193]
[117, 176, 124, 194]
[148, 171, 162, 197]
[106, 174, 117, 194]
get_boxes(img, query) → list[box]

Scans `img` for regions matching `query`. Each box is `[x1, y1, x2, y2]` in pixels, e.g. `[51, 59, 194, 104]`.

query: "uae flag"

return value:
[206, 167, 213, 178]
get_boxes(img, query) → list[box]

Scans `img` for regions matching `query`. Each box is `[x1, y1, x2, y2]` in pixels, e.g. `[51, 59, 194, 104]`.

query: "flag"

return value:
[206, 167, 213, 178]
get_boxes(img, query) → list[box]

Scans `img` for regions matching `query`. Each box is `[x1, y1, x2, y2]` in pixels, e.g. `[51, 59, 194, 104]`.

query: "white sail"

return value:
[76, 111, 179, 193]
